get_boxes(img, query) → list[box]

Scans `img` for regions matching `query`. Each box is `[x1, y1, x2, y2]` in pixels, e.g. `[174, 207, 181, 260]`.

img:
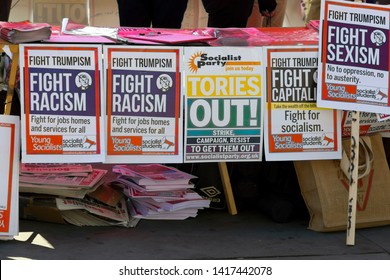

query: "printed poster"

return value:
[264, 46, 341, 161]
[317, 0, 390, 114]
[104, 46, 183, 163]
[341, 111, 390, 137]
[378, 114, 390, 122]
[20, 44, 104, 163]
[184, 47, 264, 163]
[0, 115, 20, 238]
[32, 0, 90, 25]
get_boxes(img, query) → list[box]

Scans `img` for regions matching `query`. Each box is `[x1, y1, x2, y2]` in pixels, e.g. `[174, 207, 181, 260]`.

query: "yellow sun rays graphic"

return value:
[188, 51, 203, 73]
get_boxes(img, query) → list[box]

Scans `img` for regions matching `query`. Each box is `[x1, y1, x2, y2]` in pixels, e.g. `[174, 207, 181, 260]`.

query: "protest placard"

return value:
[20, 44, 105, 163]
[317, 0, 389, 246]
[0, 115, 20, 238]
[264, 46, 341, 161]
[103, 46, 183, 163]
[184, 47, 264, 162]
[341, 111, 390, 137]
[317, 0, 389, 114]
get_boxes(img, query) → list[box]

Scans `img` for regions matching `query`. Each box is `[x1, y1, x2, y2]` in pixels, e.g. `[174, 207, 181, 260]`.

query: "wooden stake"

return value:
[218, 162, 237, 215]
[345, 0, 365, 247]
[346, 110, 360, 245]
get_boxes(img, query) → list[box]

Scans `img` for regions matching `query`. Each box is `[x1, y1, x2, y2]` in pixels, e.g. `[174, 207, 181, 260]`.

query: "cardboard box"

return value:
[19, 194, 66, 224]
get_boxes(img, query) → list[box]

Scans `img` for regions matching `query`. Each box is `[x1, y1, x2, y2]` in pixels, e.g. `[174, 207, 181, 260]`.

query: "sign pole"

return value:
[218, 162, 238, 215]
[346, 110, 360, 245]
[345, 0, 364, 247]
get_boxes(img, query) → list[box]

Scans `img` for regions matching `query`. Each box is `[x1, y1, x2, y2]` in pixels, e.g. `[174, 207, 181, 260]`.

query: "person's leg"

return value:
[269, 0, 287, 27]
[116, 0, 152, 27]
[250, 0, 287, 27]
[0, 0, 12, 21]
[152, 0, 189, 28]
[247, 1, 262, 27]
[305, 0, 321, 23]
[202, 0, 255, 28]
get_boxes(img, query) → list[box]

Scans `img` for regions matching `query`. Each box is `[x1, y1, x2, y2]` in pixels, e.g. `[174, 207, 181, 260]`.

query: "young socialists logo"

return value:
[187, 51, 242, 73]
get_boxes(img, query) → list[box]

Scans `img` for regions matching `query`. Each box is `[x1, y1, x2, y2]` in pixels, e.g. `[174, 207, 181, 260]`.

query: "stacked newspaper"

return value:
[55, 197, 139, 227]
[0, 20, 51, 43]
[19, 163, 106, 198]
[112, 164, 210, 220]
[19, 163, 139, 227]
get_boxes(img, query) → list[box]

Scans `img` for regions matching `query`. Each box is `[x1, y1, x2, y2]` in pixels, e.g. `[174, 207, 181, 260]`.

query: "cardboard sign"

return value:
[317, 0, 390, 114]
[32, 0, 90, 25]
[341, 111, 390, 137]
[264, 46, 341, 161]
[20, 44, 105, 163]
[184, 47, 264, 162]
[104, 46, 183, 163]
[0, 115, 20, 238]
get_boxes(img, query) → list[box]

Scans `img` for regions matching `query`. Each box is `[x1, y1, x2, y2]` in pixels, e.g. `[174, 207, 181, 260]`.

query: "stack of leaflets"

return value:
[19, 163, 107, 198]
[0, 20, 51, 43]
[112, 164, 210, 220]
[19, 163, 140, 227]
[55, 197, 139, 227]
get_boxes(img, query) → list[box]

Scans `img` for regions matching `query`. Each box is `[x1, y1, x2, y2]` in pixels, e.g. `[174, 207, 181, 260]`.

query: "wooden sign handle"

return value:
[346, 110, 360, 245]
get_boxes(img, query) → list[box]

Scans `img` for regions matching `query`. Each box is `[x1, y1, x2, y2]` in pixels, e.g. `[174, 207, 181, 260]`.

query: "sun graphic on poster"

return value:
[187, 51, 203, 73]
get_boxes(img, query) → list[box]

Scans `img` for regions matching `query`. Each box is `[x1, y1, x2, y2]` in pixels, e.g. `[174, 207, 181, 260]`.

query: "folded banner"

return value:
[294, 134, 390, 232]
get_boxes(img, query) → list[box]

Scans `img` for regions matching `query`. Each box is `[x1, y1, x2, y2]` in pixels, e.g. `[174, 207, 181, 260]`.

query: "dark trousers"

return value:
[201, 0, 255, 28]
[116, 0, 189, 28]
[0, 0, 12, 21]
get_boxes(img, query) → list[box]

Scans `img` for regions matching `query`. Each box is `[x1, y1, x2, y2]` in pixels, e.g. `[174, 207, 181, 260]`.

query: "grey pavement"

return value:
[1, 208, 390, 260]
